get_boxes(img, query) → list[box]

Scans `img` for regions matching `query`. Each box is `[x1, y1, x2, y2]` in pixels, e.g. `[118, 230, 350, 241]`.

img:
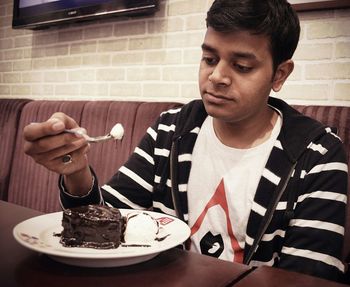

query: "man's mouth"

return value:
[204, 91, 231, 103]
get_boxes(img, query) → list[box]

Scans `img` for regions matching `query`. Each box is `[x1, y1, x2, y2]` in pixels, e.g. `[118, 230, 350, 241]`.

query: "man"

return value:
[23, 0, 348, 282]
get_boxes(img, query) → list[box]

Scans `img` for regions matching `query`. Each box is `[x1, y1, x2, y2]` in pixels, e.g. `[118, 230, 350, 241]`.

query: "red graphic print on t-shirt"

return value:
[190, 178, 243, 263]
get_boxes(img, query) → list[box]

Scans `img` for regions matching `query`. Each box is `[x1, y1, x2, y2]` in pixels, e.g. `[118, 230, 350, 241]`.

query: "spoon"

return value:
[64, 123, 124, 143]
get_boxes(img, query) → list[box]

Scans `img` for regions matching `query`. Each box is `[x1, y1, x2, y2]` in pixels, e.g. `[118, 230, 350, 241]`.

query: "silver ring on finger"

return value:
[62, 154, 73, 165]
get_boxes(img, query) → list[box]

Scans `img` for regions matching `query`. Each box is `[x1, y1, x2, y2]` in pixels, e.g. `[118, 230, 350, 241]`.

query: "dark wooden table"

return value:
[0, 200, 251, 287]
[233, 263, 349, 287]
[2, 200, 348, 287]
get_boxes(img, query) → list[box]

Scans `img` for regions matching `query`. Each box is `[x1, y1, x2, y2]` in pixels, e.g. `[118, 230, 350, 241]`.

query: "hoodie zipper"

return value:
[244, 161, 297, 264]
[170, 137, 185, 221]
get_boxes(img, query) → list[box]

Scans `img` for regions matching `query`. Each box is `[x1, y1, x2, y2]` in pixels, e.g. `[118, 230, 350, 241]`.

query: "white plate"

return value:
[13, 209, 190, 267]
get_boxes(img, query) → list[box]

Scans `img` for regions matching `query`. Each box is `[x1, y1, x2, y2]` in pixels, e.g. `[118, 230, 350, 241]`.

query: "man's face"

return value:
[199, 27, 276, 125]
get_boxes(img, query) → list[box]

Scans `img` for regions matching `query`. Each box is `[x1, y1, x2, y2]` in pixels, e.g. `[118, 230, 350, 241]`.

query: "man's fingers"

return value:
[23, 119, 63, 141]
[23, 112, 80, 142]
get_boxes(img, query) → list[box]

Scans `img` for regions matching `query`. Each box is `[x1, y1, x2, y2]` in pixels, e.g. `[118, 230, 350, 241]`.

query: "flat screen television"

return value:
[12, 0, 159, 30]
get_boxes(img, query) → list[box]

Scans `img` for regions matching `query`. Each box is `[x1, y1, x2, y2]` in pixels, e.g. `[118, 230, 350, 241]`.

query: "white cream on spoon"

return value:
[110, 123, 124, 140]
[63, 123, 124, 143]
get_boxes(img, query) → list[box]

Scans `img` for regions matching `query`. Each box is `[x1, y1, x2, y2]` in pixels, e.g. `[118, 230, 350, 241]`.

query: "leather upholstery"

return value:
[1, 99, 349, 268]
[0, 99, 32, 201]
[6, 100, 181, 213]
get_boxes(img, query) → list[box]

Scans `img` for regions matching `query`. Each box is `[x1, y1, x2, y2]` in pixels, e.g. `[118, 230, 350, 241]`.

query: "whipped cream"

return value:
[110, 123, 124, 140]
[124, 212, 159, 243]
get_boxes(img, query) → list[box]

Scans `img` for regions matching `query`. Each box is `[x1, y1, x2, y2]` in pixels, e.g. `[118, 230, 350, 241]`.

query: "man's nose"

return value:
[208, 62, 231, 86]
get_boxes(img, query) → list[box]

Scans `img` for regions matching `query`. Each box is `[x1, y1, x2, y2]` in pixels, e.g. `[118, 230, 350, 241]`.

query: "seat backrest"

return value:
[6, 100, 349, 261]
[0, 99, 32, 201]
[293, 105, 350, 262]
[7, 100, 181, 213]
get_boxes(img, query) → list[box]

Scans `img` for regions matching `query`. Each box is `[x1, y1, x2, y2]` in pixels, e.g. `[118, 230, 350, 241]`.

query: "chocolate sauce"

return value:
[60, 205, 124, 249]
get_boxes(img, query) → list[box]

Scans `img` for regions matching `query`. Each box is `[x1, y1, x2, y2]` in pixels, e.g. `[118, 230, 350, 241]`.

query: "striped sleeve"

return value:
[102, 107, 181, 212]
[277, 132, 348, 281]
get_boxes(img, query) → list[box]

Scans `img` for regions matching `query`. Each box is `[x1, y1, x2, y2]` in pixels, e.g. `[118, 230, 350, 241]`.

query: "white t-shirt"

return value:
[187, 113, 282, 263]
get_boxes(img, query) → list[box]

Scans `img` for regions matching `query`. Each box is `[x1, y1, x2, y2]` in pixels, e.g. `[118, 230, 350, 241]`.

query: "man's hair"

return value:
[206, 0, 300, 72]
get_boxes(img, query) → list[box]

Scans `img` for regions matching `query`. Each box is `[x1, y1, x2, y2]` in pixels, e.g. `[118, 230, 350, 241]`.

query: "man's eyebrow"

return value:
[233, 51, 257, 60]
[201, 43, 257, 60]
[201, 43, 216, 53]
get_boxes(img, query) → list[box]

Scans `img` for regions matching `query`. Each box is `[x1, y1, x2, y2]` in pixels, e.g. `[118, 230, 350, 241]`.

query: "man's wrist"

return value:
[63, 165, 93, 196]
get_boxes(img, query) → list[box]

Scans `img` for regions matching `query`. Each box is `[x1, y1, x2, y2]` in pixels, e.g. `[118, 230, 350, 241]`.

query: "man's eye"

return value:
[235, 64, 252, 73]
[202, 57, 217, 66]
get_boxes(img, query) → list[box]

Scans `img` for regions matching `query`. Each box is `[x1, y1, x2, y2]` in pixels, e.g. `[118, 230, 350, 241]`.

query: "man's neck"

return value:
[213, 108, 278, 149]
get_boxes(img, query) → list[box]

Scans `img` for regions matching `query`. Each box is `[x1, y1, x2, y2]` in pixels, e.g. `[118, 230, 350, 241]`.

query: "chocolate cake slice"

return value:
[60, 205, 124, 249]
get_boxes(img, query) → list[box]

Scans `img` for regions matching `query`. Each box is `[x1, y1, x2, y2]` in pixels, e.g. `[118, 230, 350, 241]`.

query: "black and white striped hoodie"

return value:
[60, 97, 348, 282]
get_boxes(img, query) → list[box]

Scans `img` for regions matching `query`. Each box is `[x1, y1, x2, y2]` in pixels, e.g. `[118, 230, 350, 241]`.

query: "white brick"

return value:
[294, 43, 332, 60]
[129, 36, 163, 50]
[0, 61, 13, 72]
[32, 58, 56, 70]
[70, 41, 97, 54]
[33, 33, 58, 46]
[58, 29, 83, 42]
[127, 67, 161, 81]
[144, 50, 181, 64]
[81, 83, 108, 97]
[168, 0, 207, 16]
[25, 47, 45, 58]
[0, 15, 12, 28]
[3, 49, 23, 60]
[112, 52, 144, 65]
[277, 84, 329, 100]
[0, 6, 6, 16]
[165, 32, 204, 48]
[55, 84, 80, 96]
[57, 56, 82, 68]
[82, 55, 111, 66]
[32, 84, 54, 96]
[12, 85, 31, 95]
[69, 70, 95, 81]
[306, 63, 350, 79]
[0, 85, 11, 95]
[148, 18, 184, 34]
[13, 60, 32, 71]
[4, 26, 27, 38]
[143, 83, 179, 98]
[84, 25, 113, 39]
[334, 83, 350, 101]
[114, 21, 146, 37]
[308, 20, 350, 39]
[3, 73, 21, 83]
[163, 66, 198, 81]
[45, 45, 69, 57]
[335, 42, 350, 58]
[0, 38, 13, 49]
[182, 83, 200, 98]
[98, 39, 127, 52]
[185, 15, 207, 31]
[110, 83, 142, 97]
[22, 72, 43, 83]
[44, 71, 67, 82]
[97, 68, 125, 81]
[183, 49, 201, 64]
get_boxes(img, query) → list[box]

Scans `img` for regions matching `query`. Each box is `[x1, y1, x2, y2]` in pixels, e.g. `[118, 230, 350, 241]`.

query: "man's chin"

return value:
[203, 102, 227, 119]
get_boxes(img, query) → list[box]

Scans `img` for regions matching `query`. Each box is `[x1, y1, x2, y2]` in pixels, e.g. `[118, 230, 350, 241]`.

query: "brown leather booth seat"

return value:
[0, 99, 349, 275]
[0, 99, 32, 201]
[5, 100, 182, 213]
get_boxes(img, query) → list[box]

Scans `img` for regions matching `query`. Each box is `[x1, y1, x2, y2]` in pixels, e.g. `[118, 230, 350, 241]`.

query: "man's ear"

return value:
[272, 60, 294, 92]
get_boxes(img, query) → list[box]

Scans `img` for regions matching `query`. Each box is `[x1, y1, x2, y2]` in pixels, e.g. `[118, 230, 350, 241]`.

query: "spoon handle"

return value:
[63, 129, 112, 143]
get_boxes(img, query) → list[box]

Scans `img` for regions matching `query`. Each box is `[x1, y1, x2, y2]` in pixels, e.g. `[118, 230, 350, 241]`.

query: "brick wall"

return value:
[0, 0, 349, 105]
